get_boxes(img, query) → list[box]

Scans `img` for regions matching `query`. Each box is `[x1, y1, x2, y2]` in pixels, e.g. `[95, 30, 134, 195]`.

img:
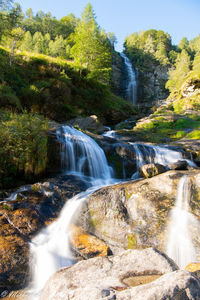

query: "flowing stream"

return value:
[30, 126, 115, 298]
[28, 126, 198, 297]
[120, 53, 138, 105]
[166, 176, 197, 269]
[130, 142, 196, 179]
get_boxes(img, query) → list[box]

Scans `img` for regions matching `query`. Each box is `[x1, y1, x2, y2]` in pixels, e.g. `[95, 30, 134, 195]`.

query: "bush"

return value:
[0, 111, 49, 188]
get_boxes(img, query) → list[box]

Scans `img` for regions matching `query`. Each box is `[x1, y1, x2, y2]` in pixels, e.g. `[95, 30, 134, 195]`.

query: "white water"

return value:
[130, 143, 196, 179]
[120, 53, 138, 105]
[102, 130, 117, 138]
[29, 127, 198, 297]
[30, 126, 115, 297]
[56, 125, 112, 184]
[166, 176, 197, 269]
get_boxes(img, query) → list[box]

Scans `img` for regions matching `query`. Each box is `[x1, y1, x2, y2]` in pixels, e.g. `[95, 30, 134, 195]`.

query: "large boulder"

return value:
[0, 175, 88, 291]
[139, 163, 166, 178]
[78, 170, 200, 255]
[67, 115, 106, 134]
[40, 248, 200, 300]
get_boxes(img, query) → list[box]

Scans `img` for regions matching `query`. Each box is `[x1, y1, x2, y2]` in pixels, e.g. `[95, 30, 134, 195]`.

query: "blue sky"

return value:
[17, 0, 200, 51]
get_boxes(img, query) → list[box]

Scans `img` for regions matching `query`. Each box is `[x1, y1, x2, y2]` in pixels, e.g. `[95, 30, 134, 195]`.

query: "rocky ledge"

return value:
[40, 248, 200, 300]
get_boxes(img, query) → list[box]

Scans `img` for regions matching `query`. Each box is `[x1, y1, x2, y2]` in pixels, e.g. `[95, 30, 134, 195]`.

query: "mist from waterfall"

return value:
[120, 53, 138, 105]
[166, 176, 197, 269]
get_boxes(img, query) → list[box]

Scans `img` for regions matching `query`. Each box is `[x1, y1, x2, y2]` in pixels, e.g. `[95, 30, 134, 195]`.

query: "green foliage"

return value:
[0, 46, 134, 123]
[0, 111, 49, 188]
[166, 49, 191, 95]
[70, 3, 112, 83]
[186, 129, 200, 139]
[124, 29, 172, 72]
[131, 113, 200, 143]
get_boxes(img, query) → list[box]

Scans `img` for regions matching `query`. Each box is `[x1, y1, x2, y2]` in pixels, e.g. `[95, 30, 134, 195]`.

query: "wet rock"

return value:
[40, 248, 182, 300]
[0, 175, 88, 290]
[139, 163, 166, 178]
[168, 160, 189, 170]
[69, 225, 110, 259]
[172, 139, 200, 166]
[67, 115, 106, 134]
[78, 170, 200, 254]
[186, 263, 200, 278]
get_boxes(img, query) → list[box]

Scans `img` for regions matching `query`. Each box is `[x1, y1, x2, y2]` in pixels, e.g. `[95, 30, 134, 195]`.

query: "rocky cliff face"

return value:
[111, 52, 169, 111]
[142, 65, 169, 106]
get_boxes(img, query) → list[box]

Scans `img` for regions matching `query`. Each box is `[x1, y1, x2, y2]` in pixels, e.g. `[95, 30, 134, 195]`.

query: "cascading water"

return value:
[30, 126, 115, 298]
[130, 143, 196, 179]
[28, 126, 198, 298]
[120, 53, 138, 105]
[166, 176, 197, 269]
[56, 125, 112, 183]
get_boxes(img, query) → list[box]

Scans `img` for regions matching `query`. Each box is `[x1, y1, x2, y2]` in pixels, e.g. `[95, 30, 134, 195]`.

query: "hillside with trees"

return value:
[0, 0, 135, 188]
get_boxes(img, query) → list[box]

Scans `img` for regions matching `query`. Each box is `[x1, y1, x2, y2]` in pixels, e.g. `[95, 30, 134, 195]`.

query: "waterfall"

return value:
[56, 125, 112, 183]
[102, 130, 117, 138]
[166, 177, 197, 269]
[130, 143, 196, 179]
[30, 126, 115, 298]
[120, 53, 138, 105]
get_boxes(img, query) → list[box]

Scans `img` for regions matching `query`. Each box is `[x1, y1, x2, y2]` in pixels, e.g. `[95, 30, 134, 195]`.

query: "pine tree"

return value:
[33, 31, 44, 52]
[70, 2, 112, 83]
[21, 31, 33, 51]
[49, 35, 65, 57]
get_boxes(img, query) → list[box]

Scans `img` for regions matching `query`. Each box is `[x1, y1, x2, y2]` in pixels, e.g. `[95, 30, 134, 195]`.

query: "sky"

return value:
[17, 0, 200, 51]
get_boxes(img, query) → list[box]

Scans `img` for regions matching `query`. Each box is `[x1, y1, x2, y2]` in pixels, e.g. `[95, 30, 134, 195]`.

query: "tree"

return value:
[21, 31, 33, 51]
[33, 31, 44, 53]
[59, 13, 78, 38]
[49, 35, 65, 57]
[179, 37, 189, 51]
[70, 2, 112, 83]
[166, 49, 191, 94]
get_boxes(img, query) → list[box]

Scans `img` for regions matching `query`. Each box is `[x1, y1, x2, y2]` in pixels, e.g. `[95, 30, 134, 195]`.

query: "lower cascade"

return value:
[166, 176, 197, 269]
[130, 142, 195, 179]
[27, 126, 199, 298]
[30, 126, 115, 297]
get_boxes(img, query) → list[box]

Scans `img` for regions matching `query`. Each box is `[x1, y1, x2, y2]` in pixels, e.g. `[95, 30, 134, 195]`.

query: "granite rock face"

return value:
[40, 248, 200, 300]
[78, 170, 200, 255]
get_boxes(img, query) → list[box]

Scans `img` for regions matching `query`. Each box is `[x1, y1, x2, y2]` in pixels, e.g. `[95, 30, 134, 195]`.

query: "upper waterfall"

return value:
[120, 52, 138, 105]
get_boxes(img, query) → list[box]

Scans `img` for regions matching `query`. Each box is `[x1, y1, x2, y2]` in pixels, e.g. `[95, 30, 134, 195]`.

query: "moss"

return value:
[127, 233, 138, 249]
[3, 204, 13, 211]
[186, 129, 200, 139]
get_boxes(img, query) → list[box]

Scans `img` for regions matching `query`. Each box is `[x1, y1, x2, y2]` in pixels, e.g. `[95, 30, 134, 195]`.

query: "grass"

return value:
[129, 113, 200, 143]
[0, 46, 136, 124]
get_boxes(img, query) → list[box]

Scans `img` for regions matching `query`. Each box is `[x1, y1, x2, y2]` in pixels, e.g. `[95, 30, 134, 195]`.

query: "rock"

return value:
[69, 225, 110, 259]
[168, 160, 189, 170]
[139, 163, 166, 178]
[0, 175, 88, 290]
[67, 115, 106, 134]
[78, 170, 200, 254]
[40, 248, 180, 300]
[186, 263, 200, 278]
[172, 139, 200, 166]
